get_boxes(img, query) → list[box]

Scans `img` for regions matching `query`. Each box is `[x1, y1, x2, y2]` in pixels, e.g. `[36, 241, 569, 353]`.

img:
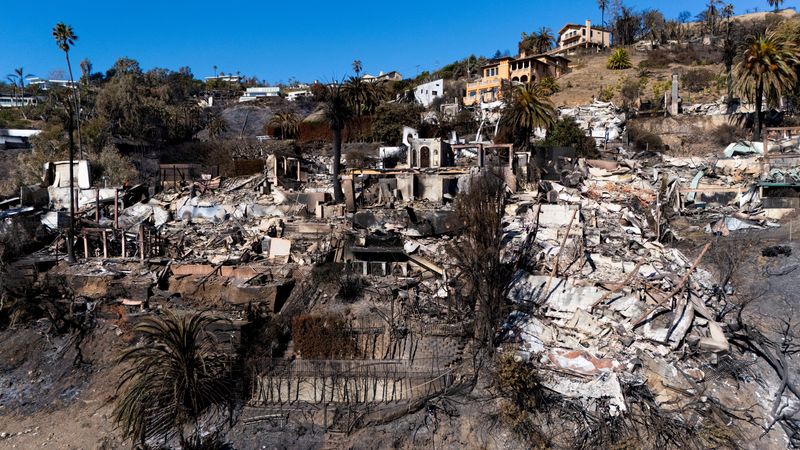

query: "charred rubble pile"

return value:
[494, 129, 800, 446]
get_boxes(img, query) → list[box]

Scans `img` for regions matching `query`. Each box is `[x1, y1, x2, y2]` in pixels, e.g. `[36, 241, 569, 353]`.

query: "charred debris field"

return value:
[2, 5, 800, 449]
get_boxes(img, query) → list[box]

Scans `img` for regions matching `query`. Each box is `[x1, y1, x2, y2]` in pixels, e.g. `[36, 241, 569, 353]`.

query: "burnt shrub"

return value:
[337, 266, 366, 301]
[683, 68, 716, 93]
[710, 124, 745, 146]
[291, 315, 358, 359]
[627, 125, 664, 151]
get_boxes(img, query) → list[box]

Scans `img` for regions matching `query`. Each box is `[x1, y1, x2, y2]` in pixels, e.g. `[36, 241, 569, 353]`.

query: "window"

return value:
[431, 91, 438, 96]
[470, 91, 476, 97]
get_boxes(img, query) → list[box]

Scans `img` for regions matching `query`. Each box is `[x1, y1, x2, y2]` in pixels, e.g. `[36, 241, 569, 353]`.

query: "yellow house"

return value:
[463, 54, 570, 106]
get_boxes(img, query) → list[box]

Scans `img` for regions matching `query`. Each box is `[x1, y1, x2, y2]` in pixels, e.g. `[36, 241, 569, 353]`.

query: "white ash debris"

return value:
[558, 100, 626, 143]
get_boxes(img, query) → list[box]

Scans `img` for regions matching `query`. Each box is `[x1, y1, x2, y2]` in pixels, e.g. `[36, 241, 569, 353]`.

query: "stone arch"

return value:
[420, 146, 430, 168]
[511, 76, 519, 82]
[520, 75, 528, 83]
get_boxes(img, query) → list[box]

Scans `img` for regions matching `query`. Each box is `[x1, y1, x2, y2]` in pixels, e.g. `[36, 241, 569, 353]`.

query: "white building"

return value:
[414, 79, 445, 107]
[26, 77, 76, 90]
[286, 90, 312, 101]
[362, 71, 403, 83]
[0, 97, 37, 108]
[239, 86, 281, 103]
[204, 75, 241, 83]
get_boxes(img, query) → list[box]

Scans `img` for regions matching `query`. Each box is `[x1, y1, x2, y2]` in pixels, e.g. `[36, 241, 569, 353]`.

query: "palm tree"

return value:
[352, 59, 363, 77]
[8, 67, 33, 111]
[733, 30, 798, 141]
[53, 23, 84, 159]
[79, 58, 92, 84]
[52, 22, 79, 263]
[768, 0, 783, 12]
[533, 28, 555, 54]
[502, 82, 556, 150]
[269, 112, 299, 140]
[114, 310, 233, 447]
[207, 115, 227, 140]
[318, 84, 354, 203]
[598, 0, 609, 47]
[5, 75, 18, 105]
[212, 65, 218, 77]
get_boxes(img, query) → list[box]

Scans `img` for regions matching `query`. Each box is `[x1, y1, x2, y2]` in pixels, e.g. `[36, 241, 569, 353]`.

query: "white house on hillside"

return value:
[414, 79, 445, 107]
[239, 86, 281, 103]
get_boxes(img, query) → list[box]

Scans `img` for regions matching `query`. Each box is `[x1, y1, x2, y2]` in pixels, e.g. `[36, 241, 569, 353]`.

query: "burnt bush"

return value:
[337, 266, 366, 301]
[291, 314, 358, 359]
[627, 125, 664, 151]
[711, 124, 745, 146]
[683, 68, 716, 93]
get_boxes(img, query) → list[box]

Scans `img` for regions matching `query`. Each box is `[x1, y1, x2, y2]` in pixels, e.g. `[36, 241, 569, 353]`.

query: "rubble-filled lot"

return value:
[1, 106, 799, 449]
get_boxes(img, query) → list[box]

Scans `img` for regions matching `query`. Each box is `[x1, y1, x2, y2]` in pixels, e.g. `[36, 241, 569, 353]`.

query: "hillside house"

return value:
[555, 20, 611, 54]
[463, 54, 569, 106]
[414, 79, 445, 107]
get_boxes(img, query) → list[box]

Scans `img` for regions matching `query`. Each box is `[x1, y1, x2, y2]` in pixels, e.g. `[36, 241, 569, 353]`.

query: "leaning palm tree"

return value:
[502, 82, 556, 150]
[52, 22, 79, 263]
[733, 30, 798, 141]
[114, 310, 233, 447]
[318, 84, 354, 203]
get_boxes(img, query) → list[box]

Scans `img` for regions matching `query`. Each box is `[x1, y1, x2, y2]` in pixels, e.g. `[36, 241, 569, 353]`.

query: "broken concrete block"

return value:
[269, 238, 292, 258]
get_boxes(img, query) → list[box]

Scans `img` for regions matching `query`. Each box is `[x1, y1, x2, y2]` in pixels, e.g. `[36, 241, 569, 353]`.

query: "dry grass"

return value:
[550, 48, 725, 107]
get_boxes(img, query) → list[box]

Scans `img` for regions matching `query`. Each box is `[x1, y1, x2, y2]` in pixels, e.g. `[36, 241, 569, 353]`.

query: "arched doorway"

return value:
[520, 75, 528, 83]
[511, 76, 519, 82]
[411, 147, 417, 167]
[420, 146, 430, 168]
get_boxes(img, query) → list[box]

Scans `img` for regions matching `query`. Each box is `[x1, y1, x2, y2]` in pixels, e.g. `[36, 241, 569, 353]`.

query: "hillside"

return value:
[550, 47, 726, 107]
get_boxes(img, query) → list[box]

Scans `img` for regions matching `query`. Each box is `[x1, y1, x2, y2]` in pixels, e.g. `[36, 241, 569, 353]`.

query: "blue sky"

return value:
[0, 0, 784, 84]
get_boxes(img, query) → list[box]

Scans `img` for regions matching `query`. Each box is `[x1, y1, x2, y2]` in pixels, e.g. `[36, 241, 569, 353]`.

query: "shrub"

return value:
[651, 80, 672, 104]
[291, 315, 358, 359]
[627, 125, 664, 151]
[543, 117, 598, 157]
[496, 351, 542, 410]
[620, 77, 641, 107]
[599, 86, 615, 102]
[607, 48, 633, 70]
[344, 147, 377, 169]
[682, 68, 716, 93]
[538, 77, 561, 96]
[710, 124, 745, 146]
[337, 265, 365, 301]
[90, 146, 139, 186]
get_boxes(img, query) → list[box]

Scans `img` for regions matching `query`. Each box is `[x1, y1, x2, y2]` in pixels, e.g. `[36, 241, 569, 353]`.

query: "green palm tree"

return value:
[733, 30, 798, 141]
[113, 310, 233, 447]
[269, 112, 299, 140]
[52, 22, 79, 263]
[502, 82, 556, 150]
[352, 59, 362, 77]
[9, 67, 33, 110]
[53, 23, 84, 159]
[343, 75, 381, 117]
[318, 84, 354, 203]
